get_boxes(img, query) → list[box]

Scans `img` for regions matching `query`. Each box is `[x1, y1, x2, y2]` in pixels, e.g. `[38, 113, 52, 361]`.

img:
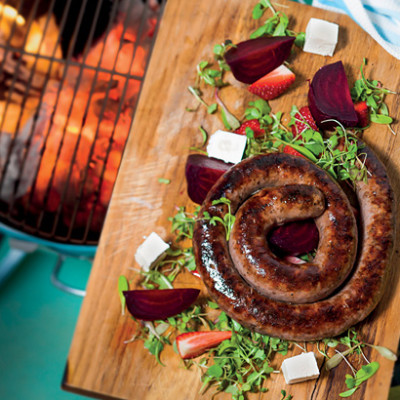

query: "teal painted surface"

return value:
[0, 222, 97, 259]
[0, 244, 91, 400]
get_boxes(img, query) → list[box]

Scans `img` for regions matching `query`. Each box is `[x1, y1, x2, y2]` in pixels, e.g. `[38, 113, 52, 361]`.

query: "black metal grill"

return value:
[0, 0, 164, 245]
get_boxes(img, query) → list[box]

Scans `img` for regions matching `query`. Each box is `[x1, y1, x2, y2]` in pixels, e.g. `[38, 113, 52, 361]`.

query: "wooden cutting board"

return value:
[63, 0, 400, 399]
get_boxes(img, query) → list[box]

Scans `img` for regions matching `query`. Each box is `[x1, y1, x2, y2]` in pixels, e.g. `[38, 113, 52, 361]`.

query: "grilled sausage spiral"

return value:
[193, 147, 394, 341]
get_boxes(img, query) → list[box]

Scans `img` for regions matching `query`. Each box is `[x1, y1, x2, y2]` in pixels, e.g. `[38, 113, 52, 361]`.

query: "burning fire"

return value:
[0, 1, 157, 241]
[0, 4, 25, 30]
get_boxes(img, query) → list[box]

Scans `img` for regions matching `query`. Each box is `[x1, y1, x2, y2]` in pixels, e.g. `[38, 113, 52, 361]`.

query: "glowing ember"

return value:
[0, 1, 159, 242]
[0, 4, 26, 30]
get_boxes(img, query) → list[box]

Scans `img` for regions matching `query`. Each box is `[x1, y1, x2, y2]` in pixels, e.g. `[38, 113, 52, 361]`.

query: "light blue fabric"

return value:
[312, 0, 400, 59]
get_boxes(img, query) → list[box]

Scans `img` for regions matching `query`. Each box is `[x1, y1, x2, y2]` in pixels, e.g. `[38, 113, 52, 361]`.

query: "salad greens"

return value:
[340, 362, 380, 397]
[351, 58, 397, 134]
[251, 0, 305, 48]
[120, 202, 397, 399]
[203, 197, 236, 240]
[240, 99, 369, 187]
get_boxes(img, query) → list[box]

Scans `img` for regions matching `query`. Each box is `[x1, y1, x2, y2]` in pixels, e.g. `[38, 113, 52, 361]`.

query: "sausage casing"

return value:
[193, 148, 394, 341]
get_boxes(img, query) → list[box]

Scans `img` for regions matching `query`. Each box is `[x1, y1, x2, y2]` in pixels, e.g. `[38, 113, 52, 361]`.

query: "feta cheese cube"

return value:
[281, 352, 320, 384]
[207, 130, 247, 164]
[303, 18, 339, 57]
[134, 232, 169, 271]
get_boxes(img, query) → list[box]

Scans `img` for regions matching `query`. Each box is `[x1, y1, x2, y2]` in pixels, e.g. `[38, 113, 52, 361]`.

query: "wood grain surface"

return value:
[63, 0, 400, 399]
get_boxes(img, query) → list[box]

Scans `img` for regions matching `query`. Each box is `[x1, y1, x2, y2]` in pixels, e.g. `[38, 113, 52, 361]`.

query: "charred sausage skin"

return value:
[193, 148, 394, 341]
[229, 184, 353, 303]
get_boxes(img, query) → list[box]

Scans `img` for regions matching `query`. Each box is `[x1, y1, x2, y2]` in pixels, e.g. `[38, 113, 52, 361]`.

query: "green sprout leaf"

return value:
[207, 103, 218, 114]
[339, 362, 380, 397]
[118, 275, 129, 316]
[367, 344, 398, 361]
[339, 387, 358, 397]
[203, 197, 236, 240]
[351, 58, 397, 134]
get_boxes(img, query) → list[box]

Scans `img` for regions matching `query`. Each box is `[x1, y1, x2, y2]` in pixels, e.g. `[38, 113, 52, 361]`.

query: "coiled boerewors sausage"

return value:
[193, 146, 394, 341]
[229, 184, 356, 304]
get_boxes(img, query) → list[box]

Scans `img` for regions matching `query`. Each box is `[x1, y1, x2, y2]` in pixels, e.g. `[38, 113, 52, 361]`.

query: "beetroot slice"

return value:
[224, 36, 295, 84]
[308, 61, 358, 129]
[185, 154, 232, 205]
[123, 288, 200, 321]
[268, 219, 319, 256]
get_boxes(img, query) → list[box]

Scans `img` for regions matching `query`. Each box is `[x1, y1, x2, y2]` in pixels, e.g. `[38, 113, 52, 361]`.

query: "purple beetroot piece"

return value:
[123, 288, 200, 321]
[308, 61, 358, 129]
[224, 36, 295, 84]
[268, 219, 319, 256]
[185, 154, 232, 205]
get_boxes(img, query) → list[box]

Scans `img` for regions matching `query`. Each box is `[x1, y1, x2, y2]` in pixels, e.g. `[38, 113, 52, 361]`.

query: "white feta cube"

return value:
[303, 18, 339, 57]
[281, 352, 320, 384]
[207, 130, 247, 164]
[134, 232, 169, 271]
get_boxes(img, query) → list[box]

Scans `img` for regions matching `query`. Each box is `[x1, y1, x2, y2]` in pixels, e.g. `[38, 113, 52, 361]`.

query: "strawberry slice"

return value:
[284, 255, 306, 265]
[234, 119, 265, 137]
[176, 331, 232, 359]
[190, 269, 201, 279]
[291, 106, 318, 138]
[354, 101, 370, 128]
[248, 64, 295, 101]
[283, 145, 306, 158]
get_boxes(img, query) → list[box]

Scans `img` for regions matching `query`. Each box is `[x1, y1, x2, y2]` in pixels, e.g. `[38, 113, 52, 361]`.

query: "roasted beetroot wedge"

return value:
[308, 61, 358, 129]
[123, 288, 200, 321]
[268, 219, 319, 256]
[224, 36, 295, 84]
[185, 154, 232, 205]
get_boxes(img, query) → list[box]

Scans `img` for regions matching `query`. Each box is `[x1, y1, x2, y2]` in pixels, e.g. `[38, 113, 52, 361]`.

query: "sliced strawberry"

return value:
[176, 330, 232, 359]
[283, 145, 306, 158]
[248, 64, 295, 101]
[291, 106, 318, 138]
[284, 255, 306, 265]
[234, 119, 265, 137]
[354, 101, 370, 128]
[190, 269, 201, 279]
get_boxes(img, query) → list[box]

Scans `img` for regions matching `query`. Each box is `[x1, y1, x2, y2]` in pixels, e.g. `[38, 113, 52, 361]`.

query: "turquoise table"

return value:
[0, 237, 91, 400]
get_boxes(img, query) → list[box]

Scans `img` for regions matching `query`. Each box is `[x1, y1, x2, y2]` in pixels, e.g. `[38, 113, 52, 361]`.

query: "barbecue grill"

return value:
[0, 0, 164, 289]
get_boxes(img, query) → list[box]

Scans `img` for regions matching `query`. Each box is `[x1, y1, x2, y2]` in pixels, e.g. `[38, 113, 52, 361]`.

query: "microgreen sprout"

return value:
[241, 101, 369, 187]
[194, 310, 288, 399]
[339, 362, 380, 397]
[169, 205, 200, 241]
[196, 59, 228, 89]
[203, 197, 236, 240]
[351, 58, 397, 135]
[215, 88, 241, 130]
[251, 0, 305, 47]
[137, 207, 202, 289]
[189, 126, 209, 153]
[118, 275, 129, 316]
[316, 120, 369, 186]
[186, 86, 204, 111]
[188, 41, 235, 117]
[213, 40, 235, 73]
[280, 389, 294, 400]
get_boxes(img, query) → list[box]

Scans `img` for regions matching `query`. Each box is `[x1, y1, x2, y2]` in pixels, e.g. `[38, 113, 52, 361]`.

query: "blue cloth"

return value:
[312, 0, 400, 59]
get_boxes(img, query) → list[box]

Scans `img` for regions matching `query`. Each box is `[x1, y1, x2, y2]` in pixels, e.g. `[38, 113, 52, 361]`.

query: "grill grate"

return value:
[0, 0, 164, 245]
